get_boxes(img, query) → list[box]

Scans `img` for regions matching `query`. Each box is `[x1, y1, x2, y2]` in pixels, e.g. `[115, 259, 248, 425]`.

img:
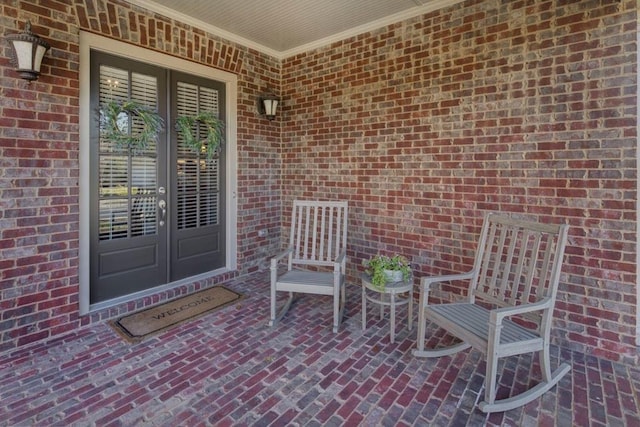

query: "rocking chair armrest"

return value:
[270, 246, 293, 269]
[490, 297, 552, 325]
[333, 250, 347, 272]
[418, 271, 475, 308]
[420, 270, 475, 293]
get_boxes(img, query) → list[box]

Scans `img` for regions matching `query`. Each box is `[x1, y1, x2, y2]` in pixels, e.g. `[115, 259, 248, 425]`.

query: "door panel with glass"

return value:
[171, 72, 226, 280]
[89, 53, 226, 304]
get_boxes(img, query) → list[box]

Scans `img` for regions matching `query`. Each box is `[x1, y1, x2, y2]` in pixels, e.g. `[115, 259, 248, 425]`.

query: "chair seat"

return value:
[276, 270, 340, 295]
[426, 303, 540, 355]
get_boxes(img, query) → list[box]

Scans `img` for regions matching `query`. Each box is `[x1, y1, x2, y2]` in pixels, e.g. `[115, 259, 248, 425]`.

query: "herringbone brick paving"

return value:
[1, 272, 639, 426]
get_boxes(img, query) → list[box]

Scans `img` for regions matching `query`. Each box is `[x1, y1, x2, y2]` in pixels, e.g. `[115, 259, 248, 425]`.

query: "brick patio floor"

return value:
[1, 272, 639, 426]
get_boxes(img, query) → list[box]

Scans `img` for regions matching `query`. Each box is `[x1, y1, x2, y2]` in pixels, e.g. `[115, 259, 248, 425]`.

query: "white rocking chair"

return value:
[413, 212, 570, 413]
[269, 200, 348, 333]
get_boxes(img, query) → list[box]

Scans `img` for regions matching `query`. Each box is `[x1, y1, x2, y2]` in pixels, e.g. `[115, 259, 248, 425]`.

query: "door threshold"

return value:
[87, 267, 232, 314]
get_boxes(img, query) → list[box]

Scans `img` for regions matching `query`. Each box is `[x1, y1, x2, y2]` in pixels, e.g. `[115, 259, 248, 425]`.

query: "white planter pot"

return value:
[383, 269, 403, 283]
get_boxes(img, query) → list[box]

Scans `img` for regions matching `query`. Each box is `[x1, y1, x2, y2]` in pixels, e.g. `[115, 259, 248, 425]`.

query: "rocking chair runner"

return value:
[413, 212, 570, 413]
[269, 200, 348, 333]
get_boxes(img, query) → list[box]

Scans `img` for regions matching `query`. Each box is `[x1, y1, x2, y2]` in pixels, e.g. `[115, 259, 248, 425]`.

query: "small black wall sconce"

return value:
[257, 93, 280, 121]
[6, 20, 50, 82]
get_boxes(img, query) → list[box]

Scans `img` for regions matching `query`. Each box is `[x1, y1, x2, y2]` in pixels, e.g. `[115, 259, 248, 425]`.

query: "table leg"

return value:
[408, 289, 413, 331]
[390, 291, 396, 343]
[362, 285, 366, 330]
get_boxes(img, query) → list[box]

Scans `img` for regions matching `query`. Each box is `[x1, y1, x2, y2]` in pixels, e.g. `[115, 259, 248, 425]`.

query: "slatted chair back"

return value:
[470, 214, 568, 327]
[288, 200, 348, 269]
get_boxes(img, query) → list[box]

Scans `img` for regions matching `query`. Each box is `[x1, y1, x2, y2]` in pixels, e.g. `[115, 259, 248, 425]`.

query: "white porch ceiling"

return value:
[129, 0, 463, 58]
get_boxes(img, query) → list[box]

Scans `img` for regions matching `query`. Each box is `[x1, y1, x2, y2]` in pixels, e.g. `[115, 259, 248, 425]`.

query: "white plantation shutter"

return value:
[98, 66, 127, 157]
[131, 72, 159, 154]
[98, 65, 159, 240]
[175, 82, 220, 230]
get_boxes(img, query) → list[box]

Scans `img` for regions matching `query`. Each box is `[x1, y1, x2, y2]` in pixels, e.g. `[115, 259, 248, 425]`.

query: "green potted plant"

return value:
[363, 254, 411, 290]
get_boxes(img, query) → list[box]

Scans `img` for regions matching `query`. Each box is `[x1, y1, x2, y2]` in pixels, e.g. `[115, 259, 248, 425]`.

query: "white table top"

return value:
[360, 272, 413, 294]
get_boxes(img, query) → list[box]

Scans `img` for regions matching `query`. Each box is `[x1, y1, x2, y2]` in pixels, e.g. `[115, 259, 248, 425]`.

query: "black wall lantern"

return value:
[258, 93, 280, 121]
[6, 20, 50, 82]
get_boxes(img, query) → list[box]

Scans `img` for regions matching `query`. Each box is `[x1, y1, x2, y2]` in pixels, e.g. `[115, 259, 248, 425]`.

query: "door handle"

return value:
[158, 199, 166, 226]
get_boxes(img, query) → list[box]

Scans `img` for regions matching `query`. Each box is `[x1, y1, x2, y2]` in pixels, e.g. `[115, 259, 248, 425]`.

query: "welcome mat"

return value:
[112, 286, 243, 342]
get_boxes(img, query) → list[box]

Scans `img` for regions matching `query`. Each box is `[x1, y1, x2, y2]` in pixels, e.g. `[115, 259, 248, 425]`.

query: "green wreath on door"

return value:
[100, 100, 164, 151]
[175, 111, 225, 160]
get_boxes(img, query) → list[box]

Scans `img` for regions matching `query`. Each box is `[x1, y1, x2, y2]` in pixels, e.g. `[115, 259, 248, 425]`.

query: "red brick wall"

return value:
[0, 0, 281, 352]
[282, 0, 638, 362]
[0, 1, 80, 351]
[1, 0, 638, 364]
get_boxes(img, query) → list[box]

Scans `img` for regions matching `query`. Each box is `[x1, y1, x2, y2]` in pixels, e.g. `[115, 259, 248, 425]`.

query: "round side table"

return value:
[360, 272, 413, 343]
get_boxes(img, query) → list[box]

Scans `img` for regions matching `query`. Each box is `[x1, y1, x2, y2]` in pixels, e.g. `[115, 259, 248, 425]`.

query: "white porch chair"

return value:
[269, 200, 348, 333]
[413, 212, 570, 412]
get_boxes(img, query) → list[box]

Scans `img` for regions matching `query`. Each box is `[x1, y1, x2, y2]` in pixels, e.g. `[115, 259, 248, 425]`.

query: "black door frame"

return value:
[88, 51, 228, 304]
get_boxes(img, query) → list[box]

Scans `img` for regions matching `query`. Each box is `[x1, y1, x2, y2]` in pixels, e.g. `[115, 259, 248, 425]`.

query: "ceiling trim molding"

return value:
[127, 0, 464, 60]
[127, 0, 282, 58]
[280, 0, 466, 59]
